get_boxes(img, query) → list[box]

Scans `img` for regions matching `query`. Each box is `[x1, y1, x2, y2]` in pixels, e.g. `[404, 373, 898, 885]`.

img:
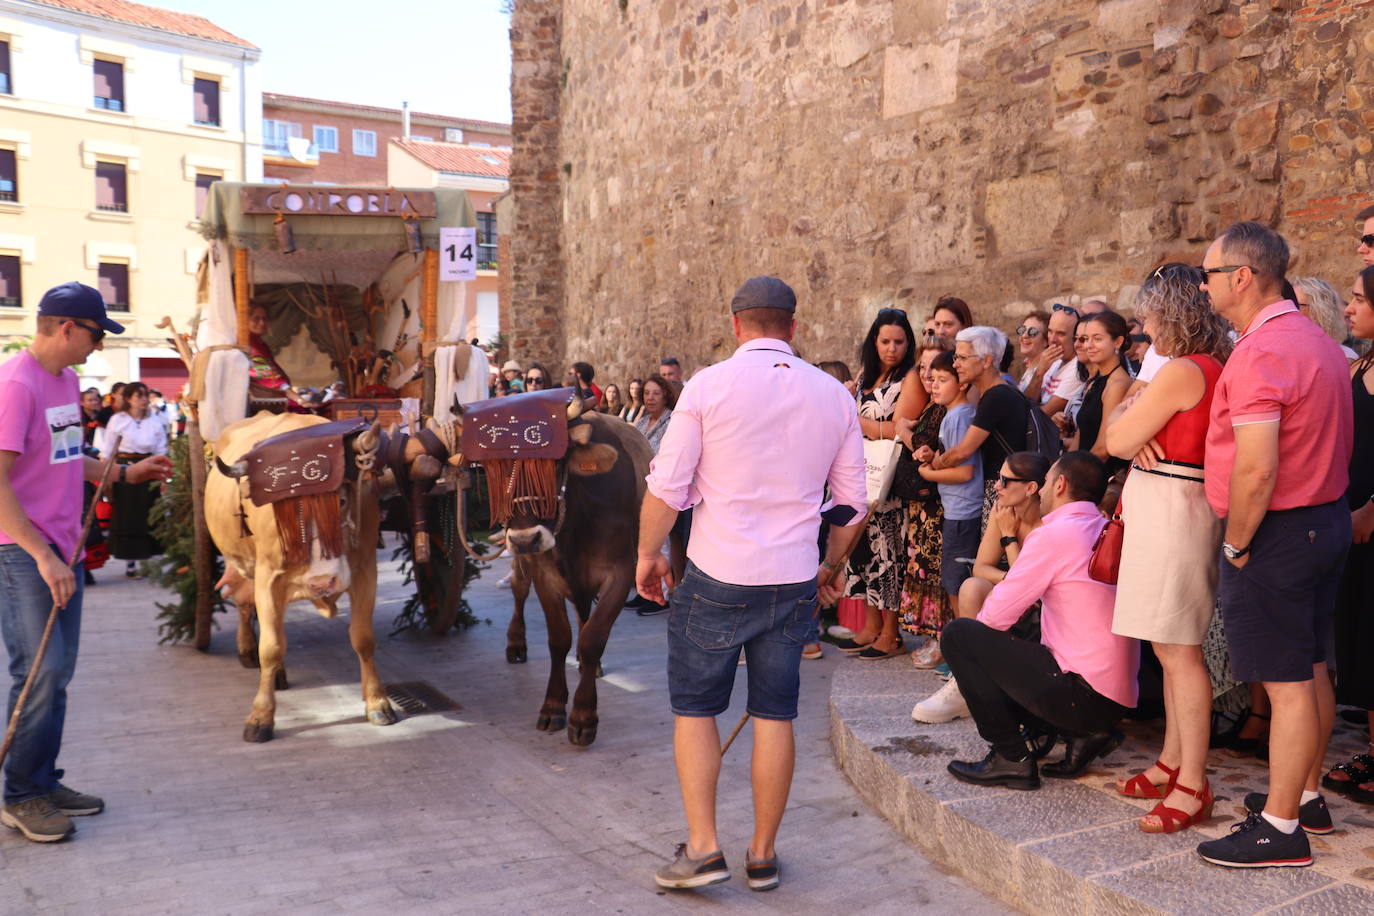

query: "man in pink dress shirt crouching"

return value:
[941, 451, 1141, 790]
[636, 276, 867, 892]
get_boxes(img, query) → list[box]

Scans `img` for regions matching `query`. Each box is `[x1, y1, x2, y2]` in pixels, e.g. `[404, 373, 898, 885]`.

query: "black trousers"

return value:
[941, 617, 1128, 760]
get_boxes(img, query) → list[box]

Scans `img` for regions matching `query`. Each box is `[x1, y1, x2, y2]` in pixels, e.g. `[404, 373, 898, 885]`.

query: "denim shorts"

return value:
[666, 562, 818, 721]
[1218, 501, 1350, 683]
[939, 516, 981, 597]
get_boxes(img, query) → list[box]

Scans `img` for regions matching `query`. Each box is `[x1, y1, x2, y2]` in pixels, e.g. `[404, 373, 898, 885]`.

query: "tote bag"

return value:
[863, 438, 901, 505]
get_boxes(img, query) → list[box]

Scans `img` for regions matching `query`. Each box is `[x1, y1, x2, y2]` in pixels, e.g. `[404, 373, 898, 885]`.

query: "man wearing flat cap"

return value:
[0, 282, 171, 843]
[638, 276, 867, 891]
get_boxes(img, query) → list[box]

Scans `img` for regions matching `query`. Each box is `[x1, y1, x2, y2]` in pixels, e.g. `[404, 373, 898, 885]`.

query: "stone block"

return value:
[892, 0, 949, 44]
[882, 40, 961, 118]
[946, 783, 1142, 845]
[832, 3, 891, 69]
[1092, 851, 1335, 915]
[1234, 99, 1281, 152]
[986, 175, 1065, 254]
[1097, 0, 1159, 46]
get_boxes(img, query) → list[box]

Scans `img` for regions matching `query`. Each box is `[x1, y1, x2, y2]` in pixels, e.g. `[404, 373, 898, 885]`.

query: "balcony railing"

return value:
[95, 202, 127, 213]
[94, 96, 124, 111]
[263, 138, 319, 164]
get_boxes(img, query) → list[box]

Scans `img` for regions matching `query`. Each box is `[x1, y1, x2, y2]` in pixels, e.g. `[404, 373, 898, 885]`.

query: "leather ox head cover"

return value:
[459, 388, 617, 528]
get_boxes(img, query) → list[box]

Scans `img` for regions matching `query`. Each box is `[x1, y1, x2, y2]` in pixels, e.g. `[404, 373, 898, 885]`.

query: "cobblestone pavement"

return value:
[1, 548, 1006, 915]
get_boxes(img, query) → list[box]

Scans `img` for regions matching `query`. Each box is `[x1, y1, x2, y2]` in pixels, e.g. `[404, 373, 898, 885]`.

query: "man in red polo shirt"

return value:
[1196, 222, 1353, 869]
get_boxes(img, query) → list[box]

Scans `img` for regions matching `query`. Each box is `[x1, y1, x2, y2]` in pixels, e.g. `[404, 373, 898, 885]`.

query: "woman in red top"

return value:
[1105, 263, 1233, 834]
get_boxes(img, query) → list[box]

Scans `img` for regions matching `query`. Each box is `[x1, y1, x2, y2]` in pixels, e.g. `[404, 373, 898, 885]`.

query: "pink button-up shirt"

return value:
[1204, 300, 1353, 517]
[645, 338, 867, 586]
[977, 501, 1140, 708]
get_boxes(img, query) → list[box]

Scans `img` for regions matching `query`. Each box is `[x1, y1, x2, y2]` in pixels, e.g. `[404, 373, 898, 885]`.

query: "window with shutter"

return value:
[98, 263, 129, 311]
[0, 255, 20, 308]
[93, 59, 124, 111]
[353, 129, 377, 156]
[95, 161, 127, 212]
[193, 78, 220, 126]
[0, 149, 16, 202]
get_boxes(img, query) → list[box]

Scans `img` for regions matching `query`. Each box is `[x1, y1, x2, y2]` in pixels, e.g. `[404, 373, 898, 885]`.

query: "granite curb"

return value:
[829, 661, 1374, 915]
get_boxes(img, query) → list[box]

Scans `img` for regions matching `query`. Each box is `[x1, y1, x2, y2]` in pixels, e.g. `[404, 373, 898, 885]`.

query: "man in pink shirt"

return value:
[0, 282, 171, 843]
[1197, 222, 1353, 870]
[941, 451, 1139, 791]
[637, 276, 866, 892]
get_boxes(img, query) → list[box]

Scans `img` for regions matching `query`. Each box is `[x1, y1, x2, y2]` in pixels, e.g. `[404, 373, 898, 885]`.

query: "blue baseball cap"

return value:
[37, 281, 125, 334]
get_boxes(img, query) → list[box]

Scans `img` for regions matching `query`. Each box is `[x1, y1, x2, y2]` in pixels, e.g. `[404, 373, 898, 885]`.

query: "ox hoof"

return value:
[368, 704, 400, 726]
[506, 645, 527, 664]
[274, 669, 289, 691]
[238, 651, 260, 669]
[536, 711, 566, 733]
[243, 722, 274, 743]
[567, 722, 598, 747]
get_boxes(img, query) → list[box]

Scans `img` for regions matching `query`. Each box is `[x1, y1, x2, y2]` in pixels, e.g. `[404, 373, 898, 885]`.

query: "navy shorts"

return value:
[667, 563, 818, 721]
[940, 516, 981, 597]
[1218, 500, 1350, 683]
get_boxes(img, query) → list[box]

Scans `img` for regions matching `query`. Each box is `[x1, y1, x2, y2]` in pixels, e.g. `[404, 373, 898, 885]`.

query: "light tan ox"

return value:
[208, 411, 399, 743]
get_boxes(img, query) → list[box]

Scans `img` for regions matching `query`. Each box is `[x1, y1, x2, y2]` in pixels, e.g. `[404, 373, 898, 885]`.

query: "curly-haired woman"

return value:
[1105, 263, 1233, 833]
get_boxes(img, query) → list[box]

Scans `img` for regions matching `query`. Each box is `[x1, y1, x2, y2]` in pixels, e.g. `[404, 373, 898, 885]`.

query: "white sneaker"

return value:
[497, 573, 513, 589]
[911, 679, 969, 724]
[827, 624, 856, 639]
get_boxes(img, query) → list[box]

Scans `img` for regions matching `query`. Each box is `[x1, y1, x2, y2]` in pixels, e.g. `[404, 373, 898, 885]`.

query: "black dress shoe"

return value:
[1042, 729, 1124, 779]
[947, 748, 1040, 790]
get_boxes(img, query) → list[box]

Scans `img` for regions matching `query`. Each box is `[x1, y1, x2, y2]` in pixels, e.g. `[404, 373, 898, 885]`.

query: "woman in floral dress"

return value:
[899, 341, 953, 643]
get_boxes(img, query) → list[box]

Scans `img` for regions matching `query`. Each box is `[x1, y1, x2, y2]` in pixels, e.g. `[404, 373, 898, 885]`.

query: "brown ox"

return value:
[208, 412, 398, 742]
[470, 394, 651, 746]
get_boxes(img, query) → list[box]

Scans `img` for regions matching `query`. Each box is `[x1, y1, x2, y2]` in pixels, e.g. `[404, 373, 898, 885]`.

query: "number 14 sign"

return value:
[439, 227, 477, 281]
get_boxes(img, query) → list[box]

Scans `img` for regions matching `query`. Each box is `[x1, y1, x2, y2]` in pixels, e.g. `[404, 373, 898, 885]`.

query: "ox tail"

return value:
[272, 493, 344, 567]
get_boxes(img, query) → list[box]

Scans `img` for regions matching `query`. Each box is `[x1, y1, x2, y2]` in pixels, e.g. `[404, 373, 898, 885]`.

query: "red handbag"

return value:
[1089, 496, 1124, 584]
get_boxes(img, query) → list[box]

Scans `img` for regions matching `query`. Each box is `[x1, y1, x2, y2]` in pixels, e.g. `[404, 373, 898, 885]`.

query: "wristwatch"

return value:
[1222, 541, 1250, 560]
[118, 463, 128, 484]
[1000, 535, 1020, 548]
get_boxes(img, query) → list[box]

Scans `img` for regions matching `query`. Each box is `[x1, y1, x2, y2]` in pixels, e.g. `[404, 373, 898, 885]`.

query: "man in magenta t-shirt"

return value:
[0, 282, 171, 843]
[1196, 223, 1354, 870]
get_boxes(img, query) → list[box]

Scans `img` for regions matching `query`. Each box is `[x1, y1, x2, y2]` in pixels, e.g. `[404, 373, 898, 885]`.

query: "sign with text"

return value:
[439, 227, 477, 281]
[241, 186, 437, 218]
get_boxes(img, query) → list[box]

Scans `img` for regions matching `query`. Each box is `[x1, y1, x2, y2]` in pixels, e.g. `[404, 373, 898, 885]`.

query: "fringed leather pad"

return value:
[243, 417, 370, 507]
[460, 389, 573, 462]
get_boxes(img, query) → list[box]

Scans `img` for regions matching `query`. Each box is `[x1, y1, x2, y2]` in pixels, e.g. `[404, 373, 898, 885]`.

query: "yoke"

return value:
[460, 389, 574, 462]
[243, 417, 371, 507]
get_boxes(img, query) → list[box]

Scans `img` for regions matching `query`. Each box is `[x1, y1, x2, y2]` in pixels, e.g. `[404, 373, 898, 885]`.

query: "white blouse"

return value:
[105, 412, 168, 456]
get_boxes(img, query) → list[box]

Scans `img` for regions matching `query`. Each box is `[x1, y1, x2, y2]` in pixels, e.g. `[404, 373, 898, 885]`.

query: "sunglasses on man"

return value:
[1051, 303, 1079, 318]
[1196, 264, 1250, 278]
[1361, 233, 1374, 248]
[69, 320, 105, 342]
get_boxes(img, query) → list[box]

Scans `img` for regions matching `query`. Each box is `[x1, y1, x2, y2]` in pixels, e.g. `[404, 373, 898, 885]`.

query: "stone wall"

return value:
[509, 0, 1374, 380]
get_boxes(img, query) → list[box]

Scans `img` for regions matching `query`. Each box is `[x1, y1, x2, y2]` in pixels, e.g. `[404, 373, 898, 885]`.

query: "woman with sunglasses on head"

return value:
[1015, 311, 1051, 394]
[911, 451, 1049, 723]
[1104, 263, 1232, 833]
[834, 308, 929, 660]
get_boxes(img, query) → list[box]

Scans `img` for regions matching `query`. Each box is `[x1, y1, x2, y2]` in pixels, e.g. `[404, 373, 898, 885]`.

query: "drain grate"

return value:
[385, 681, 463, 715]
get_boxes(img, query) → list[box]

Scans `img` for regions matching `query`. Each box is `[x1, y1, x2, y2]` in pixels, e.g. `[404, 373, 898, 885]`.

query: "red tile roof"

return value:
[264, 92, 510, 133]
[393, 139, 510, 179]
[31, 0, 257, 49]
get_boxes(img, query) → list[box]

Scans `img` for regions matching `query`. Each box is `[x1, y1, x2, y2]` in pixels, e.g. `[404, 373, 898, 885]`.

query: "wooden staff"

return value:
[721, 710, 750, 758]
[0, 435, 122, 769]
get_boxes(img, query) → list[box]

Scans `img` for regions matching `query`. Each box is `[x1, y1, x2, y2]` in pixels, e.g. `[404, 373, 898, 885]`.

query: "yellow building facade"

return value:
[0, 0, 262, 388]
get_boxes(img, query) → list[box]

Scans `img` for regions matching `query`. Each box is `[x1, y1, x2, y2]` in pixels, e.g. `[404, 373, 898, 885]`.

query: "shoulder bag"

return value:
[1088, 492, 1124, 584]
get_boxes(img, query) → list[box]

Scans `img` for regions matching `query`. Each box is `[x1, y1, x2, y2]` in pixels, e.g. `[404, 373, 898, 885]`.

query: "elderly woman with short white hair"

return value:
[1293, 276, 1361, 360]
[923, 326, 1031, 528]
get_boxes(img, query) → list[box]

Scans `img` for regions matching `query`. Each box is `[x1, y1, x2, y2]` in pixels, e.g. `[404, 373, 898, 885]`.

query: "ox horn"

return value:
[567, 393, 585, 421]
[214, 455, 248, 478]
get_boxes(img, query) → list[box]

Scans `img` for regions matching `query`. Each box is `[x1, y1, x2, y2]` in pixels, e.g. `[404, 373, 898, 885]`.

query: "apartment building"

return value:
[261, 93, 509, 186]
[0, 0, 262, 388]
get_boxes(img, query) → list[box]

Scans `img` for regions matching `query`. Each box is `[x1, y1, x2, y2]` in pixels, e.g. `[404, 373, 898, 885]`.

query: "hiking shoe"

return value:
[1, 797, 75, 843]
[48, 783, 105, 817]
[654, 843, 731, 889]
[1197, 812, 1312, 868]
[932, 662, 953, 681]
[1242, 793, 1333, 835]
[912, 678, 969, 724]
[745, 850, 780, 891]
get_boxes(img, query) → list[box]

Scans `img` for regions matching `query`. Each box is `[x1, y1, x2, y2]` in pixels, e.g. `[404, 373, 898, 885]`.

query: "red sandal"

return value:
[1138, 780, 1213, 834]
[1116, 760, 1179, 799]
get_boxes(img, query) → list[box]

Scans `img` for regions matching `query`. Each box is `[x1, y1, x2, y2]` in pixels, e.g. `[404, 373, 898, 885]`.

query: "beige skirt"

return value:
[1111, 463, 1223, 646]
